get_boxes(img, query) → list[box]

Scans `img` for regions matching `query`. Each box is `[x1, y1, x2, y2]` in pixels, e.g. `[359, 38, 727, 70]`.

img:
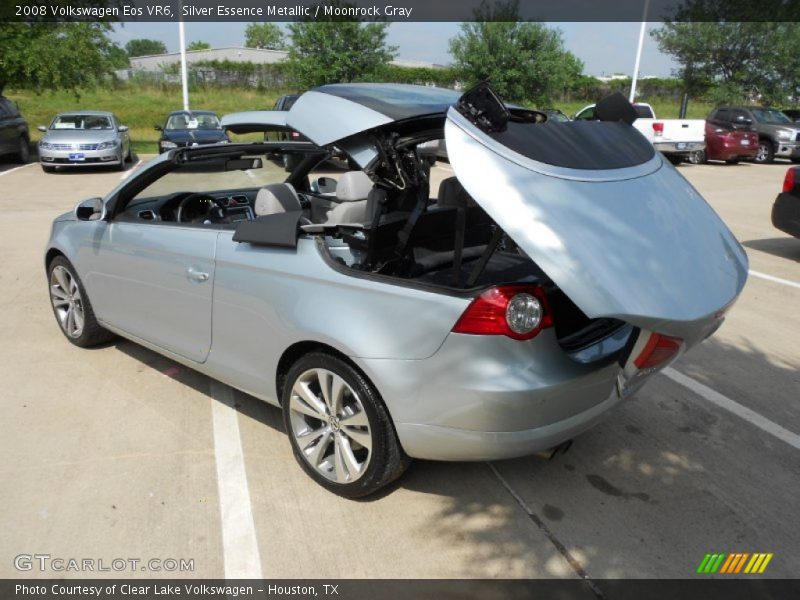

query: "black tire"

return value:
[281, 352, 410, 498]
[754, 140, 774, 164]
[790, 157, 800, 164]
[16, 136, 30, 163]
[666, 154, 684, 165]
[688, 150, 706, 164]
[47, 256, 115, 348]
[115, 150, 125, 171]
[41, 164, 55, 173]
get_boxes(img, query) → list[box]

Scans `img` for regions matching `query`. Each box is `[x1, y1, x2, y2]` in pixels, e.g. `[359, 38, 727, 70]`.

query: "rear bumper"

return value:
[355, 330, 628, 461]
[709, 141, 758, 161]
[395, 387, 624, 461]
[654, 141, 705, 155]
[772, 193, 800, 238]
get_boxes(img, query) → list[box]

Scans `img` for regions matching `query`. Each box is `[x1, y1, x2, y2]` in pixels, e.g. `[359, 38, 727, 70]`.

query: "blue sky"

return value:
[111, 22, 677, 77]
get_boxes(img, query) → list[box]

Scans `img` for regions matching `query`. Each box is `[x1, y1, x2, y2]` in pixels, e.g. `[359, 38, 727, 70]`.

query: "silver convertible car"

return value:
[45, 83, 748, 497]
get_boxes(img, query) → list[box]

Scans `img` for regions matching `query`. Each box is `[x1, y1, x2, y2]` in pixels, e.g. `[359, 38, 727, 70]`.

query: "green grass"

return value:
[6, 86, 284, 154]
[5, 86, 716, 154]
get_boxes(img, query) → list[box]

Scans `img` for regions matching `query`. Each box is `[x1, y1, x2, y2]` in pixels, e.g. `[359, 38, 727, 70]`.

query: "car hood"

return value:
[43, 129, 117, 143]
[161, 129, 227, 143]
[445, 107, 748, 341]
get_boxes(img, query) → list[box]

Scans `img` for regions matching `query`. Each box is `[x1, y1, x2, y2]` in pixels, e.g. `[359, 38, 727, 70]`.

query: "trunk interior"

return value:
[320, 178, 633, 366]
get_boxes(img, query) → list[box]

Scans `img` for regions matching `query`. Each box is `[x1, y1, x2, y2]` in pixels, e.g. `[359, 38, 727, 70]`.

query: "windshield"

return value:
[751, 109, 792, 124]
[51, 115, 112, 130]
[129, 153, 287, 206]
[166, 113, 222, 130]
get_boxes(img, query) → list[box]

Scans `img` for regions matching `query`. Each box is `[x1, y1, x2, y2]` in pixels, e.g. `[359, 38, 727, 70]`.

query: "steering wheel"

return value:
[175, 193, 227, 224]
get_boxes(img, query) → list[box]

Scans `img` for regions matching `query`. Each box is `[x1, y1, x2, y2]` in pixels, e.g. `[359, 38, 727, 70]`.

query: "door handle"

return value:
[186, 267, 209, 282]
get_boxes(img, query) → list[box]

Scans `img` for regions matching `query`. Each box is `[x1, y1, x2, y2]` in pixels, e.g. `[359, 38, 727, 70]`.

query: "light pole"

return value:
[178, 12, 189, 111]
[629, 0, 651, 103]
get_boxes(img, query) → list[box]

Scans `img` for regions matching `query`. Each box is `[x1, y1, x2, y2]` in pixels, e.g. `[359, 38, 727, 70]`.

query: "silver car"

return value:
[38, 111, 131, 173]
[45, 83, 748, 497]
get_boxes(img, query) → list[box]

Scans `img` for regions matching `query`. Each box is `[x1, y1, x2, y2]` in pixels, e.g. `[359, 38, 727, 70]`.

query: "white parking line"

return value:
[120, 159, 143, 181]
[663, 367, 800, 451]
[749, 270, 800, 290]
[210, 381, 263, 578]
[0, 162, 35, 177]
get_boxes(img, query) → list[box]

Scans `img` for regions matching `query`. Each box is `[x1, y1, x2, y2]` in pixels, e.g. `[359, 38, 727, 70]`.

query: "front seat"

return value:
[254, 183, 302, 217]
[325, 171, 375, 225]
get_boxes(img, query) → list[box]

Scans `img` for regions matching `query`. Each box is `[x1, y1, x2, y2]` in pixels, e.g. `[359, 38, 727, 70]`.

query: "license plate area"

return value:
[68, 153, 85, 161]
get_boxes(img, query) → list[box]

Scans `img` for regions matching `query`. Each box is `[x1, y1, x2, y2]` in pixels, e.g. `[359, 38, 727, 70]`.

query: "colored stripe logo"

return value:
[696, 553, 773, 574]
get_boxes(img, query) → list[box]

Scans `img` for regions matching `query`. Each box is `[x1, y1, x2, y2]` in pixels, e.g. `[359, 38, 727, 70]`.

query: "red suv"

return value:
[696, 117, 758, 164]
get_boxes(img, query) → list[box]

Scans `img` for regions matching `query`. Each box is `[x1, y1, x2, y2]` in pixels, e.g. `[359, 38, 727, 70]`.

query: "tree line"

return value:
[1, 0, 797, 107]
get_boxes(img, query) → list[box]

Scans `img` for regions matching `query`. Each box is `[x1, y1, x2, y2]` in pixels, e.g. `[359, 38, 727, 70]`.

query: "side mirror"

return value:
[74, 197, 105, 221]
[154, 125, 163, 131]
[310, 176, 337, 195]
[37, 125, 47, 132]
[118, 125, 129, 132]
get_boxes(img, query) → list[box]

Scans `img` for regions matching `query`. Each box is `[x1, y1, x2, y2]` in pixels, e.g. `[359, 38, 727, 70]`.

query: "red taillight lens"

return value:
[782, 168, 796, 193]
[633, 333, 683, 369]
[652, 122, 664, 136]
[452, 285, 553, 341]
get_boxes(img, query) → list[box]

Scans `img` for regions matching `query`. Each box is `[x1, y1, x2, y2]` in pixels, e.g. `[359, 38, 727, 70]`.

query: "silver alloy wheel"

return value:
[288, 368, 372, 484]
[755, 143, 769, 162]
[50, 265, 85, 338]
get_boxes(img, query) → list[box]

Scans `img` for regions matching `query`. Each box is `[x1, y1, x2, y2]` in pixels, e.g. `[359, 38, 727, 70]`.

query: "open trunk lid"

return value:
[444, 105, 748, 343]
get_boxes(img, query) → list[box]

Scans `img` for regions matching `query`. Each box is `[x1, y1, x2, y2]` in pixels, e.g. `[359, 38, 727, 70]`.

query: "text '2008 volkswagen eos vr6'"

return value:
[45, 83, 747, 497]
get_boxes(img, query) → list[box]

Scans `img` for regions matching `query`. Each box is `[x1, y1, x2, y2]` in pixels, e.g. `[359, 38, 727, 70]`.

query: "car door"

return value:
[86, 220, 217, 363]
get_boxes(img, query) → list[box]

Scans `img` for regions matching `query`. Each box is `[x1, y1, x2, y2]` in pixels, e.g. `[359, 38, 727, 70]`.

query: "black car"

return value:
[772, 167, 800, 238]
[155, 110, 228, 153]
[0, 95, 30, 163]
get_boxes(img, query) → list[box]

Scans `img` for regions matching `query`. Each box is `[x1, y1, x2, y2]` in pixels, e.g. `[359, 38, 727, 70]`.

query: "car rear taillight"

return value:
[452, 285, 553, 341]
[633, 333, 683, 369]
[782, 168, 796, 193]
[652, 122, 664, 137]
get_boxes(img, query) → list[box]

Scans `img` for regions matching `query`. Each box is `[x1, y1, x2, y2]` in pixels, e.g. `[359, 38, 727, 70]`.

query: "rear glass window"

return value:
[317, 84, 461, 120]
[634, 105, 655, 118]
[488, 120, 655, 170]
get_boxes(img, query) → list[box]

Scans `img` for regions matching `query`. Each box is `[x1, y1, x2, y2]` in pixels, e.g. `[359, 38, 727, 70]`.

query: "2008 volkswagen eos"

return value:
[45, 84, 748, 497]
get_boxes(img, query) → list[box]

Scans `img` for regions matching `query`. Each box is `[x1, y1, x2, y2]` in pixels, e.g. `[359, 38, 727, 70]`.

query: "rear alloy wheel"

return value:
[16, 136, 30, 163]
[48, 256, 115, 347]
[754, 140, 774, 164]
[282, 353, 409, 498]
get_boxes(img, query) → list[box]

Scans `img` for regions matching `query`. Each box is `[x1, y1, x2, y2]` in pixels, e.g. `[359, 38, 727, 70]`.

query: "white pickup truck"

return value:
[575, 103, 706, 164]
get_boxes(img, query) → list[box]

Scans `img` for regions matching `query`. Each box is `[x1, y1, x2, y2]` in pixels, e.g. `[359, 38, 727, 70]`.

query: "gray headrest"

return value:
[336, 171, 373, 202]
[255, 183, 301, 217]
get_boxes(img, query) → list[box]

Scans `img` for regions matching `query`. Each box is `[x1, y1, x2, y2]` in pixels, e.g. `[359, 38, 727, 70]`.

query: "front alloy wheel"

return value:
[47, 256, 114, 347]
[282, 353, 410, 498]
[754, 141, 774, 163]
[50, 265, 84, 339]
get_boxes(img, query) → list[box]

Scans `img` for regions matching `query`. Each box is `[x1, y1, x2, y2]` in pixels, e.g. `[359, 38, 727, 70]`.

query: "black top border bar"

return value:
[3, 0, 800, 23]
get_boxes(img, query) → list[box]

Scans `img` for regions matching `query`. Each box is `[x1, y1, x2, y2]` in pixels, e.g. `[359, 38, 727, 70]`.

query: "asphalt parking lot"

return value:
[0, 156, 798, 583]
